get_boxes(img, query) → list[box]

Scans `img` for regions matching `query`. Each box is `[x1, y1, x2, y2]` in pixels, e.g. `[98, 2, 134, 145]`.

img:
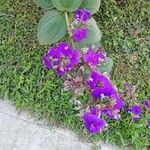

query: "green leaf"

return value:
[52, 0, 82, 12]
[81, 0, 101, 14]
[33, 0, 54, 9]
[81, 18, 102, 44]
[99, 57, 113, 74]
[37, 10, 67, 45]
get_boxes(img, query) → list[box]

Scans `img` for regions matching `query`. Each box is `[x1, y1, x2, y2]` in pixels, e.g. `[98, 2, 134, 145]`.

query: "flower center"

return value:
[97, 82, 104, 88]
[60, 57, 70, 68]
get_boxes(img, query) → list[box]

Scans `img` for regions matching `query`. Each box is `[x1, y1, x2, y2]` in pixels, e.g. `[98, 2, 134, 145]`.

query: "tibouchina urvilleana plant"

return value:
[34, 0, 150, 134]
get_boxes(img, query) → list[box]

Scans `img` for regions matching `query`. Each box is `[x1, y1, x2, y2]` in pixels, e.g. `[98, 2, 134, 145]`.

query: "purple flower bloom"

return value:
[126, 105, 142, 121]
[87, 72, 116, 99]
[57, 42, 72, 56]
[42, 54, 52, 69]
[126, 108, 132, 113]
[101, 108, 113, 119]
[42, 47, 57, 69]
[83, 113, 106, 134]
[101, 106, 121, 120]
[42, 42, 80, 76]
[75, 8, 92, 23]
[83, 48, 105, 66]
[113, 100, 125, 110]
[133, 117, 141, 122]
[131, 105, 142, 115]
[147, 119, 150, 126]
[144, 100, 150, 109]
[113, 95, 125, 110]
[72, 27, 88, 42]
[90, 107, 98, 115]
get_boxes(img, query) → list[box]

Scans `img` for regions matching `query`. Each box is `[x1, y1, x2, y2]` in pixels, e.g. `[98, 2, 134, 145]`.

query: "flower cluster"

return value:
[126, 105, 142, 121]
[42, 42, 80, 76]
[72, 27, 88, 42]
[75, 8, 92, 23]
[42, 8, 149, 135]
[125, 100, 150, 126]
[87, 71, 116, 98]
[83, 47, 106, 67]
[72, 8, 92, 42]
[83, 112, 106, 134]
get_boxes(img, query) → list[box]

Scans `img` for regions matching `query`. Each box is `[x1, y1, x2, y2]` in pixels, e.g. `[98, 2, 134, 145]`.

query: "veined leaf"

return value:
[52, 0, 82, 12]
[37, 10, 67, 45]
[33, 0, 54, 9]
[81, 0, 101, 14]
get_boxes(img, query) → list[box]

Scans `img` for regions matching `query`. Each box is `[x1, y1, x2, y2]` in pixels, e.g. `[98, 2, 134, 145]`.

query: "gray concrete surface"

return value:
[0, 100, 119, 150]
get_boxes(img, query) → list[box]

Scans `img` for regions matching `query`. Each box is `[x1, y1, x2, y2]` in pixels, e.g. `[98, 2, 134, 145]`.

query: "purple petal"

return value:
[91, 87, 105, 99]
[131, 105, 142, 115]
[101, 108, 113, 119]
[48, 47, 60, 58]
[83, 113, 106, 134]
[144, 100, 150, 109]
[57, 42, 72, 56]
[126, 108, 132, 113]
[72, 27, 88, 42]
[70, 49, 80, 65]
[75, 8, 92, 23]
[87, 71, 100, 88]
[42, 54, 52, 69]
[133, 116, 141, 122]
[113, 96, 125, 110]
[56, 67, 65, 76]
[90, 107, 98, 115]
[88, 72, 116, 99]
[83, 50, 99, 66]
[147, 119, 150, 126]
[126, 105, 142, 116]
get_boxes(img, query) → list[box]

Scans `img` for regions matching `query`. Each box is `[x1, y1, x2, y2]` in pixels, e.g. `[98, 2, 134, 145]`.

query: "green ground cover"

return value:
[0, 0, 149, 149]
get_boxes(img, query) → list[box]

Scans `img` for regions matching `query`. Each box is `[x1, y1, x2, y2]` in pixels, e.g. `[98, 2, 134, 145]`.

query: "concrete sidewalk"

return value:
[0, 100, 118, 150]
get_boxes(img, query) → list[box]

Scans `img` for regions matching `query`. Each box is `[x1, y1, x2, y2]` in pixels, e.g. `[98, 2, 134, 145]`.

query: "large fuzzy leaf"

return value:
[81, 0, 101, 14]
[33, 0, 54, 9]
[37, 10, 67, 45]
[52, 0, 82, 12]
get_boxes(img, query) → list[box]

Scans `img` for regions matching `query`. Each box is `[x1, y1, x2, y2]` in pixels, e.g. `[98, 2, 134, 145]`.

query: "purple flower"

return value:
[125, 108, 132, 113]
[101, 105, 121, 120]
[126, 105, 142, 121]
[147, 119, 150, 126]
[113, 95, 125, 110]
[42, 42, 80, 76]
[133, 117, 141, 122]
[87, 72, 116, 99]
[144, 100, 150, 109]
[83, 113, 106, 134]
[90, 107, 100, 116]
[42, 47, 58, 69]
[101, 108, 113, 119]
[42, 54, 52, 69]
[72, 27, 88, 42]
[57, 42, 72, 56]
[83, 48, 105, 66]
[75, 8, 92, 23]
[131, 105, 142, 115]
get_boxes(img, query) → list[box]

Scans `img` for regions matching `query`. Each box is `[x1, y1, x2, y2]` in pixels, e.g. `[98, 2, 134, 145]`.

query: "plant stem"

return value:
[65, 11, 72, 37]
[65, 11, 76, 48]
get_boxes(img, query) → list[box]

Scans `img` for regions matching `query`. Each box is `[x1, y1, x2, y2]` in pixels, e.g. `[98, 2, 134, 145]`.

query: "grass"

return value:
[0, 0, 150, 149]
